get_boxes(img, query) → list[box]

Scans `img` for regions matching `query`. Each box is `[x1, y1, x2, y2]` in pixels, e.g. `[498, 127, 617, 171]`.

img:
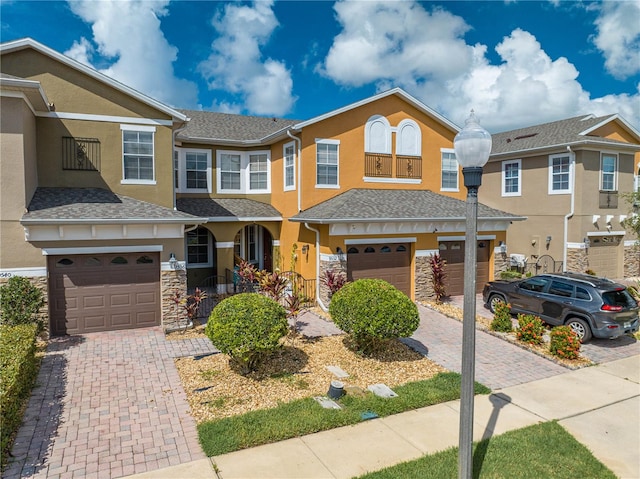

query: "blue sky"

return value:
[2, 0, 639, 132]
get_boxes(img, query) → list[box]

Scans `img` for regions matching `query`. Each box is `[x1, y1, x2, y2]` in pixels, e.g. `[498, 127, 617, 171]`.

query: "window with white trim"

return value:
[548, 154, 571, 194]
[121, 125, 155, 183]
[502, 159, 521, 196]
[216, 150, 270, 193]
[601, 153, 618, 191]
[283, 142, 295, 191]
[365, 115, 391, 153]
[316, 139, 339, 187]
[440, 149, 458, 191]
[186, 226, 212, 267]
[174, 148, 212, 193]
[396, 119, 421, 156]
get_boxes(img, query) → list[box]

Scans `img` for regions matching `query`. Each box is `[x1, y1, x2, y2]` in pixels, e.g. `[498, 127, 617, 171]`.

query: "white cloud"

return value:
[592, 0, 640, 80]
[64, 0, 198, 108]
[319, 1, 471, 87]
[198, 0, 296, 116]
[319, 0, 640, 132]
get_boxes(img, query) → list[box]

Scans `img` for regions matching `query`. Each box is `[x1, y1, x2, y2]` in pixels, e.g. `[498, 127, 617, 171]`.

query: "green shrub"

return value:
[549, 326, 581, 360]
[499, 270, 523, 280]
[0, 276, 45, 328]
[205, 293, 288, 375]
[0, 324, 38, 463]
[490, 302, 513, 332]
[329, 279, 419, 354]
[516, 314, 545, 345]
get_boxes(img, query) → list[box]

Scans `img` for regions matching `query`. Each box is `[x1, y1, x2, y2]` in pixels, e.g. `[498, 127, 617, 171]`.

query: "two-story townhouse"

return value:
[480, 114, 640, 280]
[174, 89, 523, 306]
[0, 38, 205, 335]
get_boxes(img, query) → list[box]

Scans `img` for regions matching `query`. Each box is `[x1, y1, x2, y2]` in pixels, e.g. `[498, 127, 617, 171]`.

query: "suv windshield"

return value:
[601, 290, 636, 308]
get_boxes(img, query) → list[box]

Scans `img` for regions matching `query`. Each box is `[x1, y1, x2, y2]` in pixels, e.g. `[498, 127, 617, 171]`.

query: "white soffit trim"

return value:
[216, 242, 235, 249]
[345, 237, 417, 245]
[586, 231, 625, 237]
[437, 235, 496, 241]
[42, 245, 163, 255]
[0, 267, 47, 277]
[579, 114, 640, 140]
[37, 111, 172, 126]
[416, 249, 439, 257]
[0, 78, 50, 111]
[206, 216, 283, 222]
[0, 38, 187, 122]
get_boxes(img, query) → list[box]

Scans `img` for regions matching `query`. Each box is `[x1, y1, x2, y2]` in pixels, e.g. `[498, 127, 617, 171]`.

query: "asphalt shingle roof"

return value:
[177, 197, 282, 219]
[291, 189, 521, 222]
[491, 114, 633, 154]
[177, 110, 298, 142]
[22, 188, 200, 222]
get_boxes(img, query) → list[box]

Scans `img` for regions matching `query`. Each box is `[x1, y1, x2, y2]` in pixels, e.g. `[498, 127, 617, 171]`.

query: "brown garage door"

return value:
[347, 243, 411, 296]
[48, 252, 161, 335]
[439, 240, 490, 296]
[588, 236, 621, 278]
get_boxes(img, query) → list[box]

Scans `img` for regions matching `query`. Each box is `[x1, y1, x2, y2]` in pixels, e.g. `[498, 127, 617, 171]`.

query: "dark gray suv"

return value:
[482, 272, 639, 342]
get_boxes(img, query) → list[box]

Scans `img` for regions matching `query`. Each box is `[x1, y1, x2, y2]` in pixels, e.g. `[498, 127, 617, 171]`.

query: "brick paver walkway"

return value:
[3, 328, 217, 479]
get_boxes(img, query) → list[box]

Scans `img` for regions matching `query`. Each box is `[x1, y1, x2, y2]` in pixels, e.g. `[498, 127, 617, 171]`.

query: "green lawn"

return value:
[358, 421, 616, 479]
[198, 371, 490, 456]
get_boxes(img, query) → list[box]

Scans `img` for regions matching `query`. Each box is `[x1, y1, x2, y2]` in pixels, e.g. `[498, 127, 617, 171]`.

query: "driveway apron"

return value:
[3, 327, 217, 479]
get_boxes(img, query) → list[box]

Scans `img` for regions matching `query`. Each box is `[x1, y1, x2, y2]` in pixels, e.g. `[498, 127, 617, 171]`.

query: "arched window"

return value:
[364, 247, 375, 253]
[365, 115, 391, 154]
[396, 119, 421, 156]
[136, 255, 154, 264]
[396, 245, 407, 252]
[56, 258, 73, 267]
[380, 246, 391, 253]
[111, 256, 128, 265]
[347, 247, 359, 254]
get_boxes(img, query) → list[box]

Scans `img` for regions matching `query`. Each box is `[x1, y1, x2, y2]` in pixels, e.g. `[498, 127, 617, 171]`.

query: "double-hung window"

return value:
[316, 139, 339, 187]
[440, 149, 458, 191]
[549, 154, 571, 194]
[283, 142, 295, 191]
[186, 226, 212, 267]
[502, 159, 521, 196]
[175, 148, 212, 193]
[121, 125, 155, 184]
[601, 153, 618, 191]
[216, 150, 270, 193]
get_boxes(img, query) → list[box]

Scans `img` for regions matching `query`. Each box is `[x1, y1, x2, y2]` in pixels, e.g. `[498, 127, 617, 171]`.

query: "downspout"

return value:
[172, 120, 190, 210]
[304, 222, 329, 312]
[287, 130, 302, 212]
[563, 145, 576, 271]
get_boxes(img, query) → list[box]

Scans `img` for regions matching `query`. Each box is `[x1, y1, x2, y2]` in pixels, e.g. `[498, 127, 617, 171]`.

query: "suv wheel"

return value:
[488, 294, 506, 314]
[566, 318, 592, 343]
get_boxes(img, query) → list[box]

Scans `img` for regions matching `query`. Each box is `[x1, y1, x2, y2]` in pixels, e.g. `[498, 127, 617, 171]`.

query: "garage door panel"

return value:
[110, 293, 132, 307]
[135, 292, 157, 305]
[48, 252, 160, 335]
[111, 313, 134, 328]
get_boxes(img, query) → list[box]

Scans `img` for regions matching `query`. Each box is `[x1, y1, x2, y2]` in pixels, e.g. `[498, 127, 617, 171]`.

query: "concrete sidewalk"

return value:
[127, 355, 639, 479]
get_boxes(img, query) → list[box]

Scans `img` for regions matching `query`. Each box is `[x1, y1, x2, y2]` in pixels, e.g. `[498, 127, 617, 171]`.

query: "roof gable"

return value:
[0, 38, 187, 122]
[491, 114, 640, 156]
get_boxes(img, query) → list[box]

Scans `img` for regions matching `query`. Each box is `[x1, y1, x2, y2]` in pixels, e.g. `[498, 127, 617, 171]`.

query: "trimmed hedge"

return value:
[1, 324, 38, 463]
[205, 293, 288, 375]
[329, 278, 419, 354]
[0, 276, 45, 328]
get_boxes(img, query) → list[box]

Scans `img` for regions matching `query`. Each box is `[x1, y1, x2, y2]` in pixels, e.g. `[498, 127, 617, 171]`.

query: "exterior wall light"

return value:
[169, 252, 177, 269]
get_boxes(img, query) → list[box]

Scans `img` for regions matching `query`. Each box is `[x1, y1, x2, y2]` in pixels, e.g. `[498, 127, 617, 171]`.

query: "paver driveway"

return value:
[3, 328, 217, 479]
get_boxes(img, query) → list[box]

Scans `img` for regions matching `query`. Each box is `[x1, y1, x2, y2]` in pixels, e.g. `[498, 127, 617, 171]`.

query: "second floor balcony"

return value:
[364, 153, 422, 180]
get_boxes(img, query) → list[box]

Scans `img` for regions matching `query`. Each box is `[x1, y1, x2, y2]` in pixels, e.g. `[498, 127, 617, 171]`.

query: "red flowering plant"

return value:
[549, 325, 581, 360]
[170, 287, 208, 332]
[321, 269, 348, 299]
[428, 253, 448, 303]
[516, 313, 545, 345]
